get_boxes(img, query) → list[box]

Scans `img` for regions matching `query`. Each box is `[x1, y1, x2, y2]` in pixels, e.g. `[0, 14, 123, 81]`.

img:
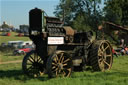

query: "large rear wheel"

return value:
[89, 40, 113, 71]
[22, 50, 45, 77]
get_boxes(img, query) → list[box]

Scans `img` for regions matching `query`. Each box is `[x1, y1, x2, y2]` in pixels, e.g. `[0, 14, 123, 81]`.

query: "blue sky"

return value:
[0, 0, 60, 28]
[0, 0, 104, 28]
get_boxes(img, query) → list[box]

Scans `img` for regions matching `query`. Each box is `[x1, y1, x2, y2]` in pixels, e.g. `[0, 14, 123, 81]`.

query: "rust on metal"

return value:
[63, 26, 75, 36]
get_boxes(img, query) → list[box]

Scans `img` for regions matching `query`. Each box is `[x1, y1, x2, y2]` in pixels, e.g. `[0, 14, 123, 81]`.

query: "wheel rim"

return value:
[98, 41, 113, 71]
[50, 51, 72, 77]
[23, 51, 45, 77]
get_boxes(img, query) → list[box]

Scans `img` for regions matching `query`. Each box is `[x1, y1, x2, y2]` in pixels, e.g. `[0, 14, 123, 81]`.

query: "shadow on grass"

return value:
[0, 70, 50, 82]
[71, 70, 128, 79]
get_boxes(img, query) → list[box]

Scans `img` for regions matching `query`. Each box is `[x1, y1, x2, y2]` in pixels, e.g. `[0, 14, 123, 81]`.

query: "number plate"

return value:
[48, 37, 64, 45]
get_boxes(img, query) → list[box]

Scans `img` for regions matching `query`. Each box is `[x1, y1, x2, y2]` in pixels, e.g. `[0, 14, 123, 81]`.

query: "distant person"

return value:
[120, 47, 126, 55]
[112, 49, 118, 57]
[124, 47, 128, 55]
[120, 39, 124, 47]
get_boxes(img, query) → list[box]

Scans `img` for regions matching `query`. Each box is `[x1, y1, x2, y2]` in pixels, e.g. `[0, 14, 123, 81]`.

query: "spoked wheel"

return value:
[47, 51, 73, 78]
[90, 40, 113, 71]
[22, 50, 45, 77]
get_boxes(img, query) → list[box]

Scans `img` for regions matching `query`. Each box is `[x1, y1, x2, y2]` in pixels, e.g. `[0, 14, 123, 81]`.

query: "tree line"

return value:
[54, 0, 128, 33]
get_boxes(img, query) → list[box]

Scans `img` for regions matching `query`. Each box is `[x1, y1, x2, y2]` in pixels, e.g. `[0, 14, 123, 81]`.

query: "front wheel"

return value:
[22, 50, 45, 77]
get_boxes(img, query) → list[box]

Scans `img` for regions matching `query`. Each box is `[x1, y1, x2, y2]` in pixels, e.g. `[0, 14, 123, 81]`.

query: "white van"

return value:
[8, 40, 24, 48]
[8, 41, 33, 48]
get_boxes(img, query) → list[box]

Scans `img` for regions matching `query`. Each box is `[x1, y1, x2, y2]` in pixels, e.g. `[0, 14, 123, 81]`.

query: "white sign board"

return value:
[48, 37, 64, 45]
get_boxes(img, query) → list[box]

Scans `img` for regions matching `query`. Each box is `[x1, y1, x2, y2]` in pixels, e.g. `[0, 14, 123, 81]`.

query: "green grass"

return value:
[0, 55, 128, 85]
[0, 32, 30, 44]
[0, 52, 24, 62]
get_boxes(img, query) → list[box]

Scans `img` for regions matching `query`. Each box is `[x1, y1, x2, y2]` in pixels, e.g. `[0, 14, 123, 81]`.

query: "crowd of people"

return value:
[112, 39, 128, 57]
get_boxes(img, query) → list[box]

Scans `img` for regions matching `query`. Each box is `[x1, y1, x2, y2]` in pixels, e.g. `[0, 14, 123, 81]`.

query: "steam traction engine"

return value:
[22, 8, 113, 77]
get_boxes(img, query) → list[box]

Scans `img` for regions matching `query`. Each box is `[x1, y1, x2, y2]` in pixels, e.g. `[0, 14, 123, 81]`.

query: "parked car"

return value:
[1, 43, 7, 47]
[18, 33, 24, 37]
[19, 41, 33, 48]
[13, 46, 33, 55]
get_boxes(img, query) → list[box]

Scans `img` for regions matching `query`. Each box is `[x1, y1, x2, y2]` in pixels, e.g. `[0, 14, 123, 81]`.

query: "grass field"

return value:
[0, 32, 30, 44]
[0, 52, 128, 85]
[0, 32, 128, 85]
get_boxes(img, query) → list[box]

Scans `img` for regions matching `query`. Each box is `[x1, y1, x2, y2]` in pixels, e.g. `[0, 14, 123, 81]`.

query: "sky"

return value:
[0, 0, 60, 28]
[0, 0, 105, 28]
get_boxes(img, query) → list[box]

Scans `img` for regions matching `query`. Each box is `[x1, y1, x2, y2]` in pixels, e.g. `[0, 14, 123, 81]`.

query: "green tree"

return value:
[54, 0, 102, 33]
[104, 0, 128, 26]
[54, 0, 74, 25]
[72, 14, 91, 31]
[1, 23, 10, 28]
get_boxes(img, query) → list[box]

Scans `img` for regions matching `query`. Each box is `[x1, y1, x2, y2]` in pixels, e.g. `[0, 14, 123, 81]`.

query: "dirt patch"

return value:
[0, 60, 22, 65]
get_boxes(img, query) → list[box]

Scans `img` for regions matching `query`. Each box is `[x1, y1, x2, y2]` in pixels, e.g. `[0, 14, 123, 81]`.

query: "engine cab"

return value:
[29, 7, 93, 59]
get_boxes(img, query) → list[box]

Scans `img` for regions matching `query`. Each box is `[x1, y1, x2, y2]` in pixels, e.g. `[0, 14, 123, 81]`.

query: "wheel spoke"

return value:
[103, 60, 111, 67]
[52, 66, 56, 69]
[30, 55, 35, 62]
[38, 58, 43, 64]
[98, 53, 102, 56]
[63, 70, 66, 77]
[52, 67, 58, 72]
[34, 54, 38, 62]
[104, 45, 109, 51]
[28, 58, 34, 63]
[27, 66, 33, 72]
[59, 69, 61, 73]
[66, 68, 71, 77]
[27, 63, 33, 65]
[59, 53, 64, 63]
[54, 55, 58, 63]
[102, 45, 105, 51]
[52, 62, 57, 66]
[98, 58, 102, 63]
[37, 55, 40, 62]
[63, 63, 67, 66]
[99, 61, 105, 71]
[98, 48, 103, 56]
[100, 44, 104, 51]
[61, 56, 64, 63]
[99, 48, 102, 53]
[63, 58, 70, 63]
[56, 70, 58, 77]
[106, 54, 112, 57]
[56, 55, 59, 61]
[38, 57, 42, 63]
